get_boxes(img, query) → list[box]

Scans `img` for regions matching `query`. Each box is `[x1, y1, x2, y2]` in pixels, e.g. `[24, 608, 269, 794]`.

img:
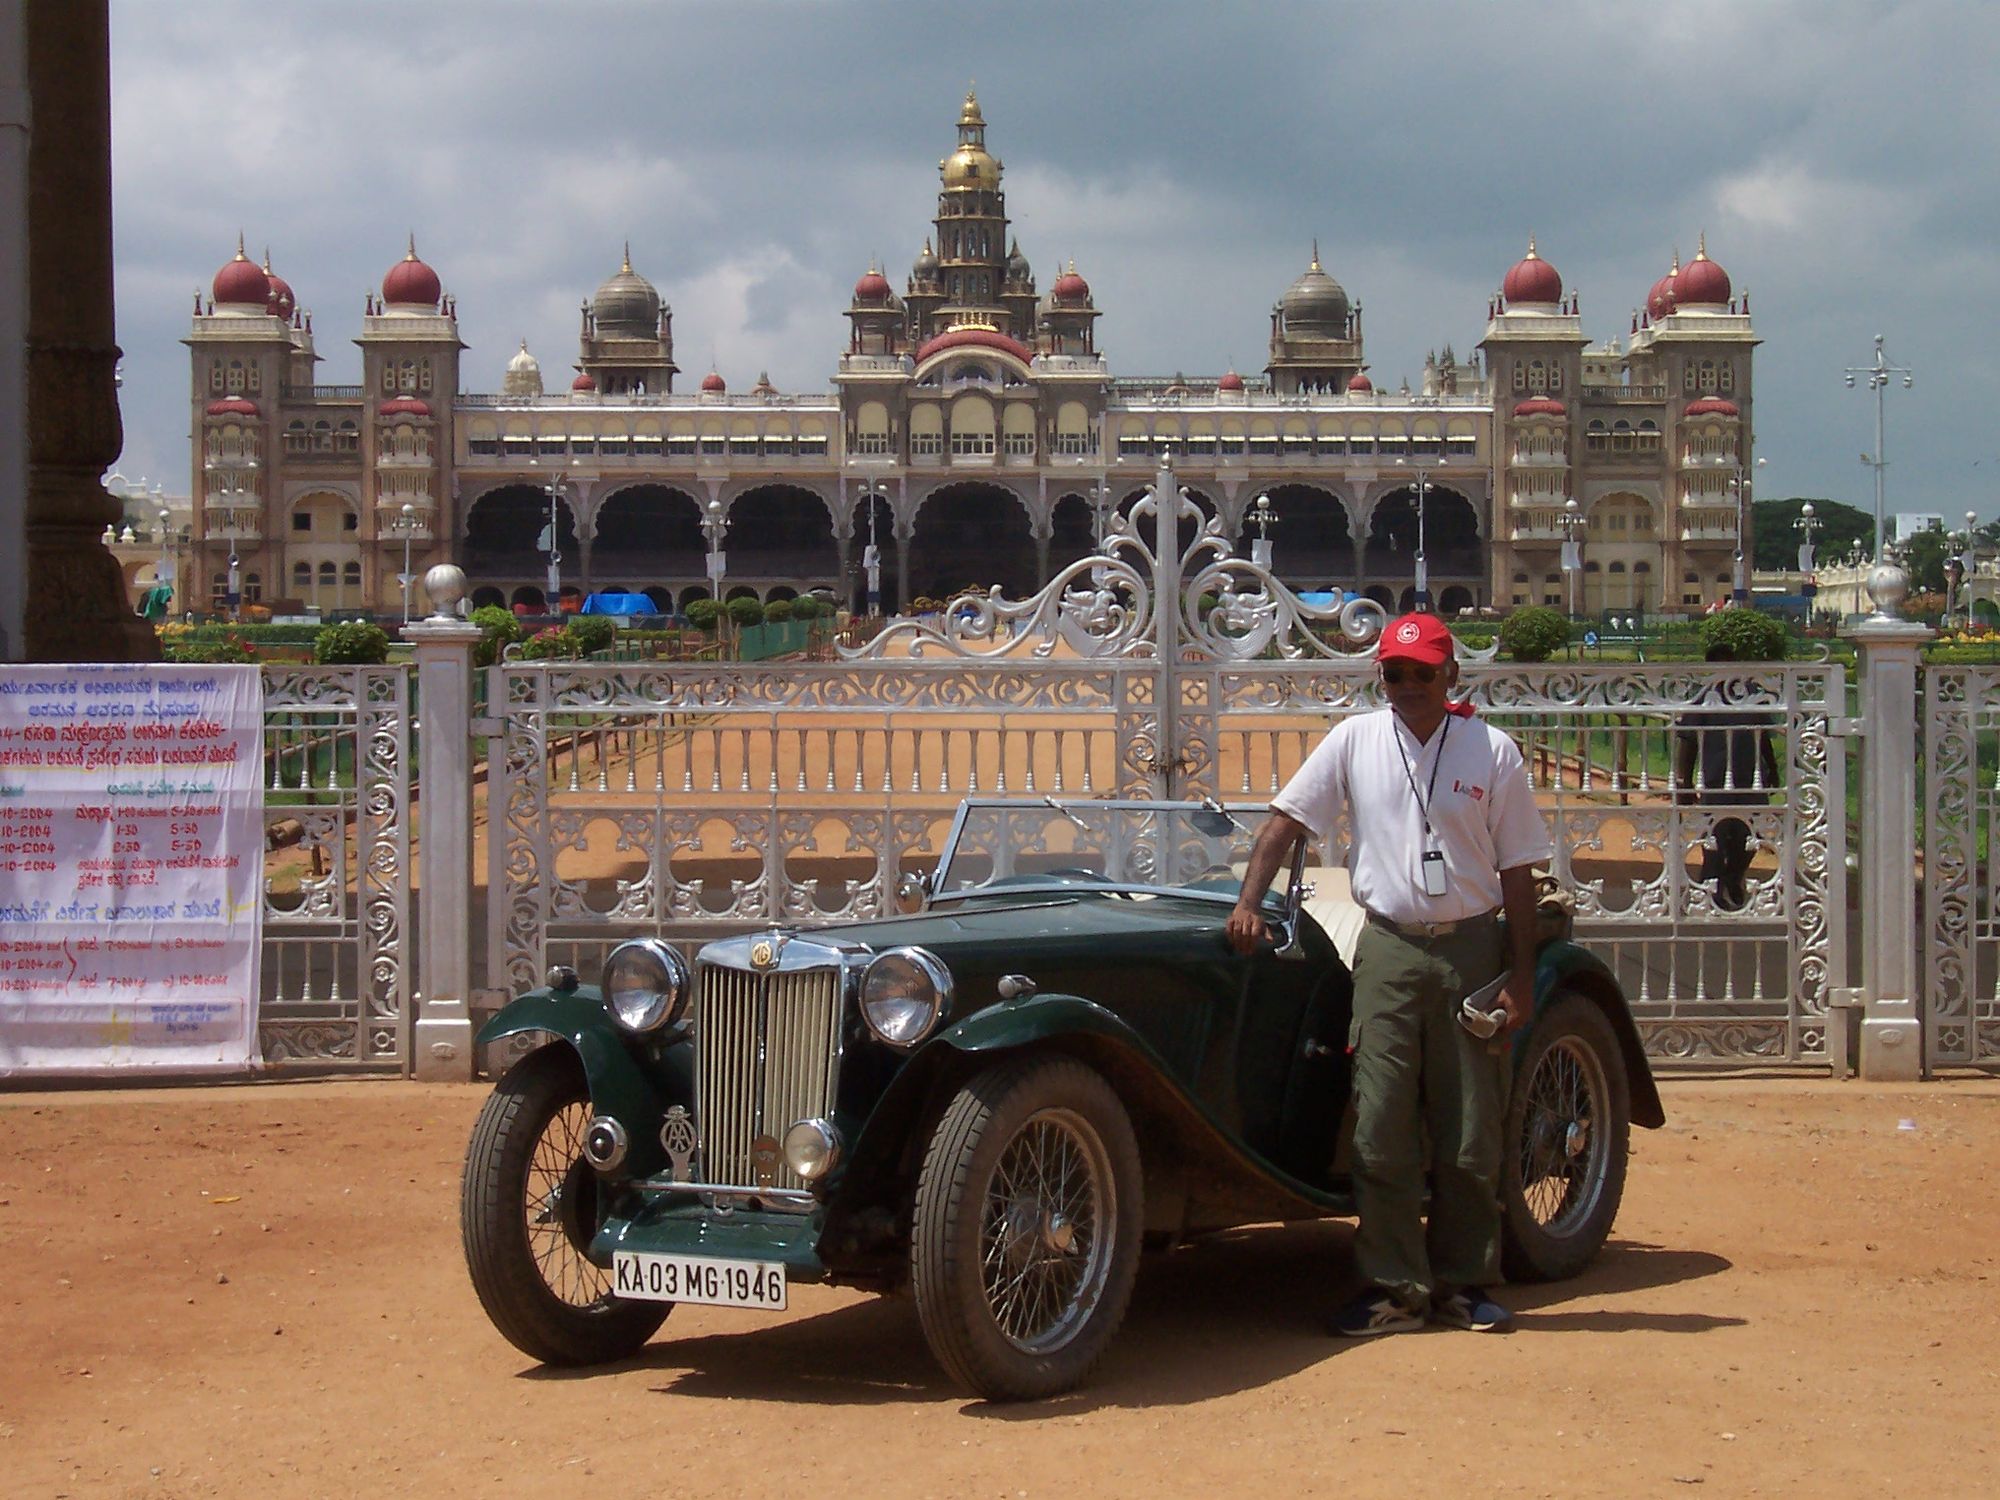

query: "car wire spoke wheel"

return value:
[523, 1098, 613, 1309]
[1499, 992, 1632, 1283]
[913, 1055, 1144, 1401]
[979, 1108, 1112, 1352]
[461, 1046, 669, 1365]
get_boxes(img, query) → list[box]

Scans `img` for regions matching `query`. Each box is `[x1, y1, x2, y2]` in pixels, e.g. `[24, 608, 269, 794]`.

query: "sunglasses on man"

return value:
[1379, 662, 1439, 686]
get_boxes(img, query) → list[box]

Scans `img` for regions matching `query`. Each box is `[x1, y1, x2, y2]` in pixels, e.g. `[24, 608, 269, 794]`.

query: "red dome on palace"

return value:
[853, 268, 892, 304]
[382, 241, 441, 307]
[1051, 267, 1090, 303]
[914, 327, 1035, 365]
[205, 397, 259, 418]
[1683, 396, 1739, 418]
[378, 396, 431, 418]
[1672, 240, 1731, 306]
[264, 270, 295, 319]
[1346, 371, 1373, 393]
[1217, 369, 1245, 392]
[212, 244, 271, 307]
[1646, 273, 1677, 320]
[570, 371, 597, 391]
[1513, 397, 1566, 418]
[1501, 240, 1562, 305]
[700, 369, 727, 393]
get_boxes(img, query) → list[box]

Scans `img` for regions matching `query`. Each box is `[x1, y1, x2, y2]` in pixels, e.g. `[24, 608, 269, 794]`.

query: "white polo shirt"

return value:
[1271, 707, 1553, 926]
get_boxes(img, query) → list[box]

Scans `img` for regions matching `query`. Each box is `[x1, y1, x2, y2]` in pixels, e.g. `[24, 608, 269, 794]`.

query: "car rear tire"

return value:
[461, 1045, 669, 1365]
[1500, 992, 1631, 1282]
[911, 1054, 1144, 1401]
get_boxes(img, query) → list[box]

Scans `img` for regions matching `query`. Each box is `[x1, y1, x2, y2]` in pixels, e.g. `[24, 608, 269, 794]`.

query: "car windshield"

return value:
[932, 798, 1280, 903]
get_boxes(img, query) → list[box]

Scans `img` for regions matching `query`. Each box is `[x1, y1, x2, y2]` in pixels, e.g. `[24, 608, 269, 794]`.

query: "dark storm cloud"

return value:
[109, 1, 1999, 517]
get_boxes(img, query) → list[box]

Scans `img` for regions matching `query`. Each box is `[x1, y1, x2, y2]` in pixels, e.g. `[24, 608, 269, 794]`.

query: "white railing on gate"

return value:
[257, 665, 410, 1069]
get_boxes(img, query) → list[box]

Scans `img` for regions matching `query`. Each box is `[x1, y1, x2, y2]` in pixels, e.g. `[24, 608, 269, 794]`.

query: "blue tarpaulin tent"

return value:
[580, 592, 656, 616]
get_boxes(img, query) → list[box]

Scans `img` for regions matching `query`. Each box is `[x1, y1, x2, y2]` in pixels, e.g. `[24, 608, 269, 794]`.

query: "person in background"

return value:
[1674, 642, 1781, 912]
[1226, 612, 1554, 1336]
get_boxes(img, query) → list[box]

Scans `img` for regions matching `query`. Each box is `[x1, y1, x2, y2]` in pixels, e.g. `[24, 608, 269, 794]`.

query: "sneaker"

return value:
[1328, 1287, 1424, 1338]
[1430, 1287, 1511, 1332]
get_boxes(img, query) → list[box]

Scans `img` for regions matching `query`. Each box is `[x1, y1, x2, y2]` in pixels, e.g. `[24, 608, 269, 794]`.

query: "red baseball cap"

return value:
[1377, 611, 1455, 666]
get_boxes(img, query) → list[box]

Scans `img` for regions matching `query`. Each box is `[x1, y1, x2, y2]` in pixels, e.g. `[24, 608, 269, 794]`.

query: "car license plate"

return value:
[611, 1251, 787, 1310]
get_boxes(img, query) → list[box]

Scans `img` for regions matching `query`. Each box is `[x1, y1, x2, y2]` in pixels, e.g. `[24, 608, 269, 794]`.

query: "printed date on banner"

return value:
[612, 1251, 786, 1310]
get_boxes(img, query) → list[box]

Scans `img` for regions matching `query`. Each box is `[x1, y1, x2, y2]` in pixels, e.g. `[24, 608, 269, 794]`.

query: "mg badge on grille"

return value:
[659, 1105, 698, 1183]
[750, 939, 777, 970]
[751, 1134, 780, 1186]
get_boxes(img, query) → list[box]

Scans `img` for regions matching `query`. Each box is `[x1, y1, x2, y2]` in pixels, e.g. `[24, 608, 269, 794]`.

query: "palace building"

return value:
[184, 91, 1758, 621]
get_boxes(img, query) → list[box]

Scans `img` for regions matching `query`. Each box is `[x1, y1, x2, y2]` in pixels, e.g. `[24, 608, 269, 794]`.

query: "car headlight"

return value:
[601, 938, 690, 1035]
[860, 946, 951, 1047]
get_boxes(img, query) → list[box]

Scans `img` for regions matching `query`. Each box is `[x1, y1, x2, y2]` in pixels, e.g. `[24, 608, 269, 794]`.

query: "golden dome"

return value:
[942, 143, 1001, 189]
[959, 89, 985, 129]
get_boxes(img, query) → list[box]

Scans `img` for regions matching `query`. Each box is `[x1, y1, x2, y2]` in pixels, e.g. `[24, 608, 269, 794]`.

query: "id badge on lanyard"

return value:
[1421, 847, 1449, 897]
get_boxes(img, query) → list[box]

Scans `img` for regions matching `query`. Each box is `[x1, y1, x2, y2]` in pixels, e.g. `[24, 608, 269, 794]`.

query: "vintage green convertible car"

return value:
[461, 797, 1662, 1400]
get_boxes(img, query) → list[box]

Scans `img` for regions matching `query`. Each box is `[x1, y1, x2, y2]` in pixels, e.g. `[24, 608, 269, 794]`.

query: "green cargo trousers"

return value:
[1347, 913, 1509, 1310]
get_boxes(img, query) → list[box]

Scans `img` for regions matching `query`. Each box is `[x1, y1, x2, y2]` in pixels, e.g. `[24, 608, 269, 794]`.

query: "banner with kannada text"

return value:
[0, 664, 264, 1075]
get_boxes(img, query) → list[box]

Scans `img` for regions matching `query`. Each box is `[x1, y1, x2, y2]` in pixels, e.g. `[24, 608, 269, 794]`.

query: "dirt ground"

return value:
[4, 1077, 1996, 1500]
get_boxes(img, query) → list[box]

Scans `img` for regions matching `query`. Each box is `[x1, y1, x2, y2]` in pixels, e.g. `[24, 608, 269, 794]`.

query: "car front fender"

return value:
[1533, 942, 1665, 1129]
[476, 989, 681, 1177]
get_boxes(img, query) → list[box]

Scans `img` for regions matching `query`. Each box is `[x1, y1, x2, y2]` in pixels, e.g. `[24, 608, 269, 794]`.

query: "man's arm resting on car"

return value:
[1225, 812, 1308, 954]
[1497, 862, 1541, 1030]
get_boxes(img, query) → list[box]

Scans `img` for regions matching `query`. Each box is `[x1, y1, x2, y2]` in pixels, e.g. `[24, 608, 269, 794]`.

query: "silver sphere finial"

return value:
[424, 563, 468, 620]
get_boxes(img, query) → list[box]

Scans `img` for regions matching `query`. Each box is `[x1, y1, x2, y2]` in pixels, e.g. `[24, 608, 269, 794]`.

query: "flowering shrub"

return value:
[516, 625, 582, 661]
[165, 631, 258, 664]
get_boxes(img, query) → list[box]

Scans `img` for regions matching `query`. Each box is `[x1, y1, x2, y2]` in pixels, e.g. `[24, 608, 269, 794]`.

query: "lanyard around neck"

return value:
[1391, 713, 1451, 840]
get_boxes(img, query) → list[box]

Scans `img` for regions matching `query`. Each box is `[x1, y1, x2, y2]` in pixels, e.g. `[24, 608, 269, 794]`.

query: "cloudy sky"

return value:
[108, 1, 1998, 522]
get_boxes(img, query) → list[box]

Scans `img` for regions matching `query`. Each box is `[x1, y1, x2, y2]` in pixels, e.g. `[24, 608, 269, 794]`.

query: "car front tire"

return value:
[911, 1054, 1144, 1401]
[1499, 992, 1632, 1282]
[460, 1045, 669, 1365]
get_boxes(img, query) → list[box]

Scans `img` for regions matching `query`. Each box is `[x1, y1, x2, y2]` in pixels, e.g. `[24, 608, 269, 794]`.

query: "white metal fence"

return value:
[1923, 666, 2000, 1067]
[256, 666, 410, 1069]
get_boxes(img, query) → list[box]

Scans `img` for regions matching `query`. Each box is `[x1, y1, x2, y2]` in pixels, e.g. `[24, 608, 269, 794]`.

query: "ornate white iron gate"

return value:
[1923, 666, 2000, 1066]
[258, 666, 411, 1069]
[486, 462, 1848, 1067]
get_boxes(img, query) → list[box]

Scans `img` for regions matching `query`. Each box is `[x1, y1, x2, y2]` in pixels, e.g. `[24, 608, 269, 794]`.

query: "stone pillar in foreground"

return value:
[1846, 561, 1929, 1080]
[404, 565, 482, 1081]
[23, 0, 154, 662]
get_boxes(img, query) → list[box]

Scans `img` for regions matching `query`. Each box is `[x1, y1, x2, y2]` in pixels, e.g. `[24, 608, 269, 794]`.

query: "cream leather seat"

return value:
[1299, 864, 1367, 968]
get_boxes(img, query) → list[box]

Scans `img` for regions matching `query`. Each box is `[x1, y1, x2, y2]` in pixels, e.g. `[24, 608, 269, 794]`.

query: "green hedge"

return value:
[312, 620, 391, 665]
[1697, 607, 1788, 662]
[1498, 606, 1571, 662]
[470, 605, 523, 669]
[565, 614, 617, 654]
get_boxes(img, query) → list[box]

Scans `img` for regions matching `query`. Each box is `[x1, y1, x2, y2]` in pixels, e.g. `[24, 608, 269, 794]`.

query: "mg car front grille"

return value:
[692, 961, 843, 1191]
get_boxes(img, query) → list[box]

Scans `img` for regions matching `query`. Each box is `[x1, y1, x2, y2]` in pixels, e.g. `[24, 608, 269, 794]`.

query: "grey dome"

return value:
[593, 248, 662, 335]
[1279, 250, 1350, 333]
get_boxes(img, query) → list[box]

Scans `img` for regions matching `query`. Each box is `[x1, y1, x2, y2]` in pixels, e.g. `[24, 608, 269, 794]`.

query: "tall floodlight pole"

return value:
[862, 485, 882, 615]
[1249, 491, 1277, 571]
[704, 497, 727, 601]
[1845, 334, 1913, 562]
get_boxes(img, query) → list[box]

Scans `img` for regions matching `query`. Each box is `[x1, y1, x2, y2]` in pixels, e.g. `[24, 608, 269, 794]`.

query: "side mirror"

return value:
[895, 871, 930, 915]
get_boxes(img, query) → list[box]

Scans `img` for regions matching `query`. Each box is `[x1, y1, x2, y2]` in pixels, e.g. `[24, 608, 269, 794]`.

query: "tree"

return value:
[1751, 498, 1873, 571]
[1899, 527, 1953, 593]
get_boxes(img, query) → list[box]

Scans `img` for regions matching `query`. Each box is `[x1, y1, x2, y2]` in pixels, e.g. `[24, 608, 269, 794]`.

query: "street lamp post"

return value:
[1845, 333, 1914, 562]
[1795, 501, 1823, 622]
[538, 472, 568, 613]
[1728, 457, 1766, 606]
[1249, 491, 1277, 572]
[703, 497, 728, 605]
[399, 502, 417, 624]
[851, 483, 883, 616]
[1560, 496, 1583, 621]
[1945, 509, 1978, 626]
[156, 506, 173, 610]
[1394, 458, 1431, 610]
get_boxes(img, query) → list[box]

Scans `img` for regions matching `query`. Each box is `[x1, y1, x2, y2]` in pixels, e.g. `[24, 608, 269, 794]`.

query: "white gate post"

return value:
[403, 565, 482, 1082]
[1846, 571, 1931, 1080]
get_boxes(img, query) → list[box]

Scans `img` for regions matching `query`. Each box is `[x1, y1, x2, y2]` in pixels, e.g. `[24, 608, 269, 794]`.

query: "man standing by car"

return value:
[1225, 612, 1553, 1335]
